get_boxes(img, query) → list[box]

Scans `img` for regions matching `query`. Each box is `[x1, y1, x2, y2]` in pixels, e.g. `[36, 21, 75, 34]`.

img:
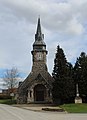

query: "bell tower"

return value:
[31, 18, 48, 72]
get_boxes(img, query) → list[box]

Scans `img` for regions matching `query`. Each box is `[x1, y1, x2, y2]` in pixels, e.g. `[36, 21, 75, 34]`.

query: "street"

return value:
[0, 104, 87, 120]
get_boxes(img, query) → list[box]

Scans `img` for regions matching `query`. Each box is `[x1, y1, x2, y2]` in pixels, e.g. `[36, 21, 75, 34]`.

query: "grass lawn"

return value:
[0, 99, 17, 105]
[60, 103, 87, 113]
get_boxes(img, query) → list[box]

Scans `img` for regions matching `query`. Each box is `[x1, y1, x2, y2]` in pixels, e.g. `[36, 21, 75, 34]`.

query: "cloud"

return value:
[66, 18, 84, 35]
[0, 0, 87, 81]
[0, 0, 85, 35]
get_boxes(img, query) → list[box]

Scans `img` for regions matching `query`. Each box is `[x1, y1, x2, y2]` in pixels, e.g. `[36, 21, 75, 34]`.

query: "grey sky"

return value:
[0, 0, 87, 82]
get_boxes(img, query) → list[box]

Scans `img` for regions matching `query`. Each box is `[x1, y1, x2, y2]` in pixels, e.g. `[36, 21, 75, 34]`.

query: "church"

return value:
[17, 18, 54, 103]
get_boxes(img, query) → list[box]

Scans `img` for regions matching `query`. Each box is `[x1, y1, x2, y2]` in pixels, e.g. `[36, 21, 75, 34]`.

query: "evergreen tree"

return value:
[74, 52, 87, 102]
[52, 45, 75, 104]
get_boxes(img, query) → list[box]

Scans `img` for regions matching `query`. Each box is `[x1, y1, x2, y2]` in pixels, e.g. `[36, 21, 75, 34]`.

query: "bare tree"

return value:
[3, 67, 19, 94]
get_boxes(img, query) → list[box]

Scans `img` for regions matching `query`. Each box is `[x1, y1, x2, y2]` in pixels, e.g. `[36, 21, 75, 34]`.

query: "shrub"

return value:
[0, 94, 11, 99]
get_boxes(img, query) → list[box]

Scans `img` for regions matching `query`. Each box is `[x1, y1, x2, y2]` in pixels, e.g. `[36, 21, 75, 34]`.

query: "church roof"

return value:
[19, 70, 54, 90]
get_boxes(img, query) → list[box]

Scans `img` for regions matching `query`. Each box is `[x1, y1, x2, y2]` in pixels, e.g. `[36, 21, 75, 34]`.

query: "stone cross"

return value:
[76, 83, 79, 97]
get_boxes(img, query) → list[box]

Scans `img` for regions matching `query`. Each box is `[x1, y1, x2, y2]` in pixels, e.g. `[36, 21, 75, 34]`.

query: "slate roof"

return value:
[19, 70, 54, 90]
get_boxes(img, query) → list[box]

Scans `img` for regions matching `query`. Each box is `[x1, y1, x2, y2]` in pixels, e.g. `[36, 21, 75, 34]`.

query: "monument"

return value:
[75, 84, 82, 103]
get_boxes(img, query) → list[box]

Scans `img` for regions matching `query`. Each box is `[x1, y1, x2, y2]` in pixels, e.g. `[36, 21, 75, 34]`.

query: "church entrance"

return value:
[34, 84, 46, 102]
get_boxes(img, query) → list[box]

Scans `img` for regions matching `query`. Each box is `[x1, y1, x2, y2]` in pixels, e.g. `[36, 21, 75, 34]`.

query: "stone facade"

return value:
[17, 18, 54, 104]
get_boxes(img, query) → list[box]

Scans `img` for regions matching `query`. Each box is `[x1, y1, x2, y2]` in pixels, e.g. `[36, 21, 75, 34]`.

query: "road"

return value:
[0, 104, 87, 120]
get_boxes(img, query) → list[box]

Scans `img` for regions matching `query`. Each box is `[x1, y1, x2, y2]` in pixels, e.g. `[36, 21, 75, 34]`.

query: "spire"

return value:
[35, 17, 44, 42]
[32, 17, 47, 54]
[36, 17, 42, 36]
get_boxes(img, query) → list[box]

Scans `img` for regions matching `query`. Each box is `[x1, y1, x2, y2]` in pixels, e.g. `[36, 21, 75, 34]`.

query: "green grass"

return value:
[60, 103, 87, 113]
[0, 99, 17, 105]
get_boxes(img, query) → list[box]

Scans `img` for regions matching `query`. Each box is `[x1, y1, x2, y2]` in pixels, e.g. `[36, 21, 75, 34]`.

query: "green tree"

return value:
[74, 52, 87, 102]
[52, 45, 75, 104]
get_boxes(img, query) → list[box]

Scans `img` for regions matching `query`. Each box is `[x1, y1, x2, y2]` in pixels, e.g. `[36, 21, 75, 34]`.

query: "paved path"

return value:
[0, 104, 87, 120]
[13, 104, 63, 112]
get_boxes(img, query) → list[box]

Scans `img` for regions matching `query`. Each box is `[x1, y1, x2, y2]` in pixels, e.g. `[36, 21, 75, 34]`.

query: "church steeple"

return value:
[33, 17, 46, 46]
[35, 17, 44, 42]
[36, 17, 42, 38]
[31, 18, 48, 64]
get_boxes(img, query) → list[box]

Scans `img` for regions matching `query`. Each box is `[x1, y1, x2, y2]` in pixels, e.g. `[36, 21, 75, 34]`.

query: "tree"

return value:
[52, 45, 75, 104]
[3, 67, 19, 94]
[73, 52, 87, 102]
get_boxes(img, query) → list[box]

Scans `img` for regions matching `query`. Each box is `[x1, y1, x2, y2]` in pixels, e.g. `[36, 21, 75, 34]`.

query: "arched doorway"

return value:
[34, 84, 46, 102]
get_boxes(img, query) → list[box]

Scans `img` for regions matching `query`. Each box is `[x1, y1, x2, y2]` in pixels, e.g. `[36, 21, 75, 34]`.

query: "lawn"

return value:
[0, 99, 17, 105]
[60, 103, 87, 113]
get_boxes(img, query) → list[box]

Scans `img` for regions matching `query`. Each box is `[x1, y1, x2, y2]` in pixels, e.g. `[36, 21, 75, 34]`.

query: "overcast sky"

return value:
[0, 0, 87, 90]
